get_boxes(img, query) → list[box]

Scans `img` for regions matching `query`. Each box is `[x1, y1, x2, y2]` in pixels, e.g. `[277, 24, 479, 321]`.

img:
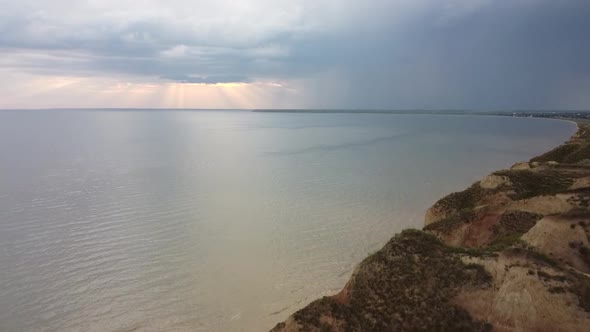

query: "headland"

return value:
[272, 119, 590, 331]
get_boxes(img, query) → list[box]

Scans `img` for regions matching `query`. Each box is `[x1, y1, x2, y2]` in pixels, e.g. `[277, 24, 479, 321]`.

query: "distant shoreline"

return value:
[254, 109, 590, 121]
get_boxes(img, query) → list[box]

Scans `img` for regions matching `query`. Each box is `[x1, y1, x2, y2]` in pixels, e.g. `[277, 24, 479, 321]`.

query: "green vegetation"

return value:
[496, 211, 543, 234]
[531, 124, 590, 164]
[482, 211, 543, 251]
[494, 169, 573, 200]
[425, 184, 486, 235]
[442, 234, 525, 257]
[443, 245, 491, 257]
[433, 184, 485, 215]
[427, 210, 540, 255]
[531, 144, 580, 163]
[487, 233, 526, 251]
[576, 124, 590, 141]
[565, 144, 590, 163]
[518, 248, 559, 267]
[285, 230, 492, 331]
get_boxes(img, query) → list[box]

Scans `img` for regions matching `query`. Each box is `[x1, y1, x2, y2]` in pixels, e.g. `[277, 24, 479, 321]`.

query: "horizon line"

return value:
[1, 108, 590, 113]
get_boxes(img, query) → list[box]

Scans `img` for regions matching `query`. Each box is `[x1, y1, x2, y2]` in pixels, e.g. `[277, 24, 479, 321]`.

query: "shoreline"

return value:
[272, 119, 590, 331]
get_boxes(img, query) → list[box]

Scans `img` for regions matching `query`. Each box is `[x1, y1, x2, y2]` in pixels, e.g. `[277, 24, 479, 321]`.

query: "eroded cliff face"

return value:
[271, 230, 494, 332]
[272, 124, 590, 332]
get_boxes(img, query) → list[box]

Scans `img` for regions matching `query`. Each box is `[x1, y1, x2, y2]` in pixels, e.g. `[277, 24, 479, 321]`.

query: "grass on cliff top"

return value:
[284, 230, 492, 332]
[531, 144, 581, 163]
[432, 183, 485, 215]
[494, 169, 573, 200]
[531, 124, 590, 164]
[565, 143, 590, 164]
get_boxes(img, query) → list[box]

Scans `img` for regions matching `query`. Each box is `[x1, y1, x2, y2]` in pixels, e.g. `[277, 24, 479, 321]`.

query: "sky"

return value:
[0, 0, 589, 110]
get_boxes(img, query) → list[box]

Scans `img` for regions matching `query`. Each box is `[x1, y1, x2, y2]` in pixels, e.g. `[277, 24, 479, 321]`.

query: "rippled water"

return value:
[0, 110, 575, 331]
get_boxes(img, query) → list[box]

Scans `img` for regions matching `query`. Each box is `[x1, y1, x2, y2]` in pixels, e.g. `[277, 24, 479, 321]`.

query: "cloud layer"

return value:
[1, 0, 589, 109]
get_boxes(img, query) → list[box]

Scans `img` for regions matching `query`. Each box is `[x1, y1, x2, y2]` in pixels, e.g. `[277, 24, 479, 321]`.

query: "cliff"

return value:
[271, 123, 590, 332]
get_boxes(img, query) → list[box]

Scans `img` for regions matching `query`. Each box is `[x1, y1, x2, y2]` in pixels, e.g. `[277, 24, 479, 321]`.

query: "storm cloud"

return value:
[0, 0, 589, 109]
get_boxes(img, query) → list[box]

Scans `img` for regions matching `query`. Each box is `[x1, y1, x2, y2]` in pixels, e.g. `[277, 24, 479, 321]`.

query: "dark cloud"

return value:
[1, 0, 589, 109]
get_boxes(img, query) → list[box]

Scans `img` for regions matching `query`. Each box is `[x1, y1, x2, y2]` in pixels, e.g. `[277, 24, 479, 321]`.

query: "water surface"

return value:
[0, 111, 576, 331]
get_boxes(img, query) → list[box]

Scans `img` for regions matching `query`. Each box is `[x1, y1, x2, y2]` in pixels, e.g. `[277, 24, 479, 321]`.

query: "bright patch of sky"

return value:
[0, 0, 589, 109]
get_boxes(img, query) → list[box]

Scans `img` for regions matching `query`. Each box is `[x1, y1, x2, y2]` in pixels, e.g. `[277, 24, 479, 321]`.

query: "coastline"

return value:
[272, 119, 590, 331]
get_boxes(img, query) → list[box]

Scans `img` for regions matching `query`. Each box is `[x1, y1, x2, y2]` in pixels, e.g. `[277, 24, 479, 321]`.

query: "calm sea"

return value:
[0, 110, 576, 331]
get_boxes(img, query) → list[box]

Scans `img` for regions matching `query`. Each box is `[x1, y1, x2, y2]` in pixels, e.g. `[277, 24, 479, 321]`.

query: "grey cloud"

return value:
[160, 74, 252, 84]
[0, 0, 589, 109]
